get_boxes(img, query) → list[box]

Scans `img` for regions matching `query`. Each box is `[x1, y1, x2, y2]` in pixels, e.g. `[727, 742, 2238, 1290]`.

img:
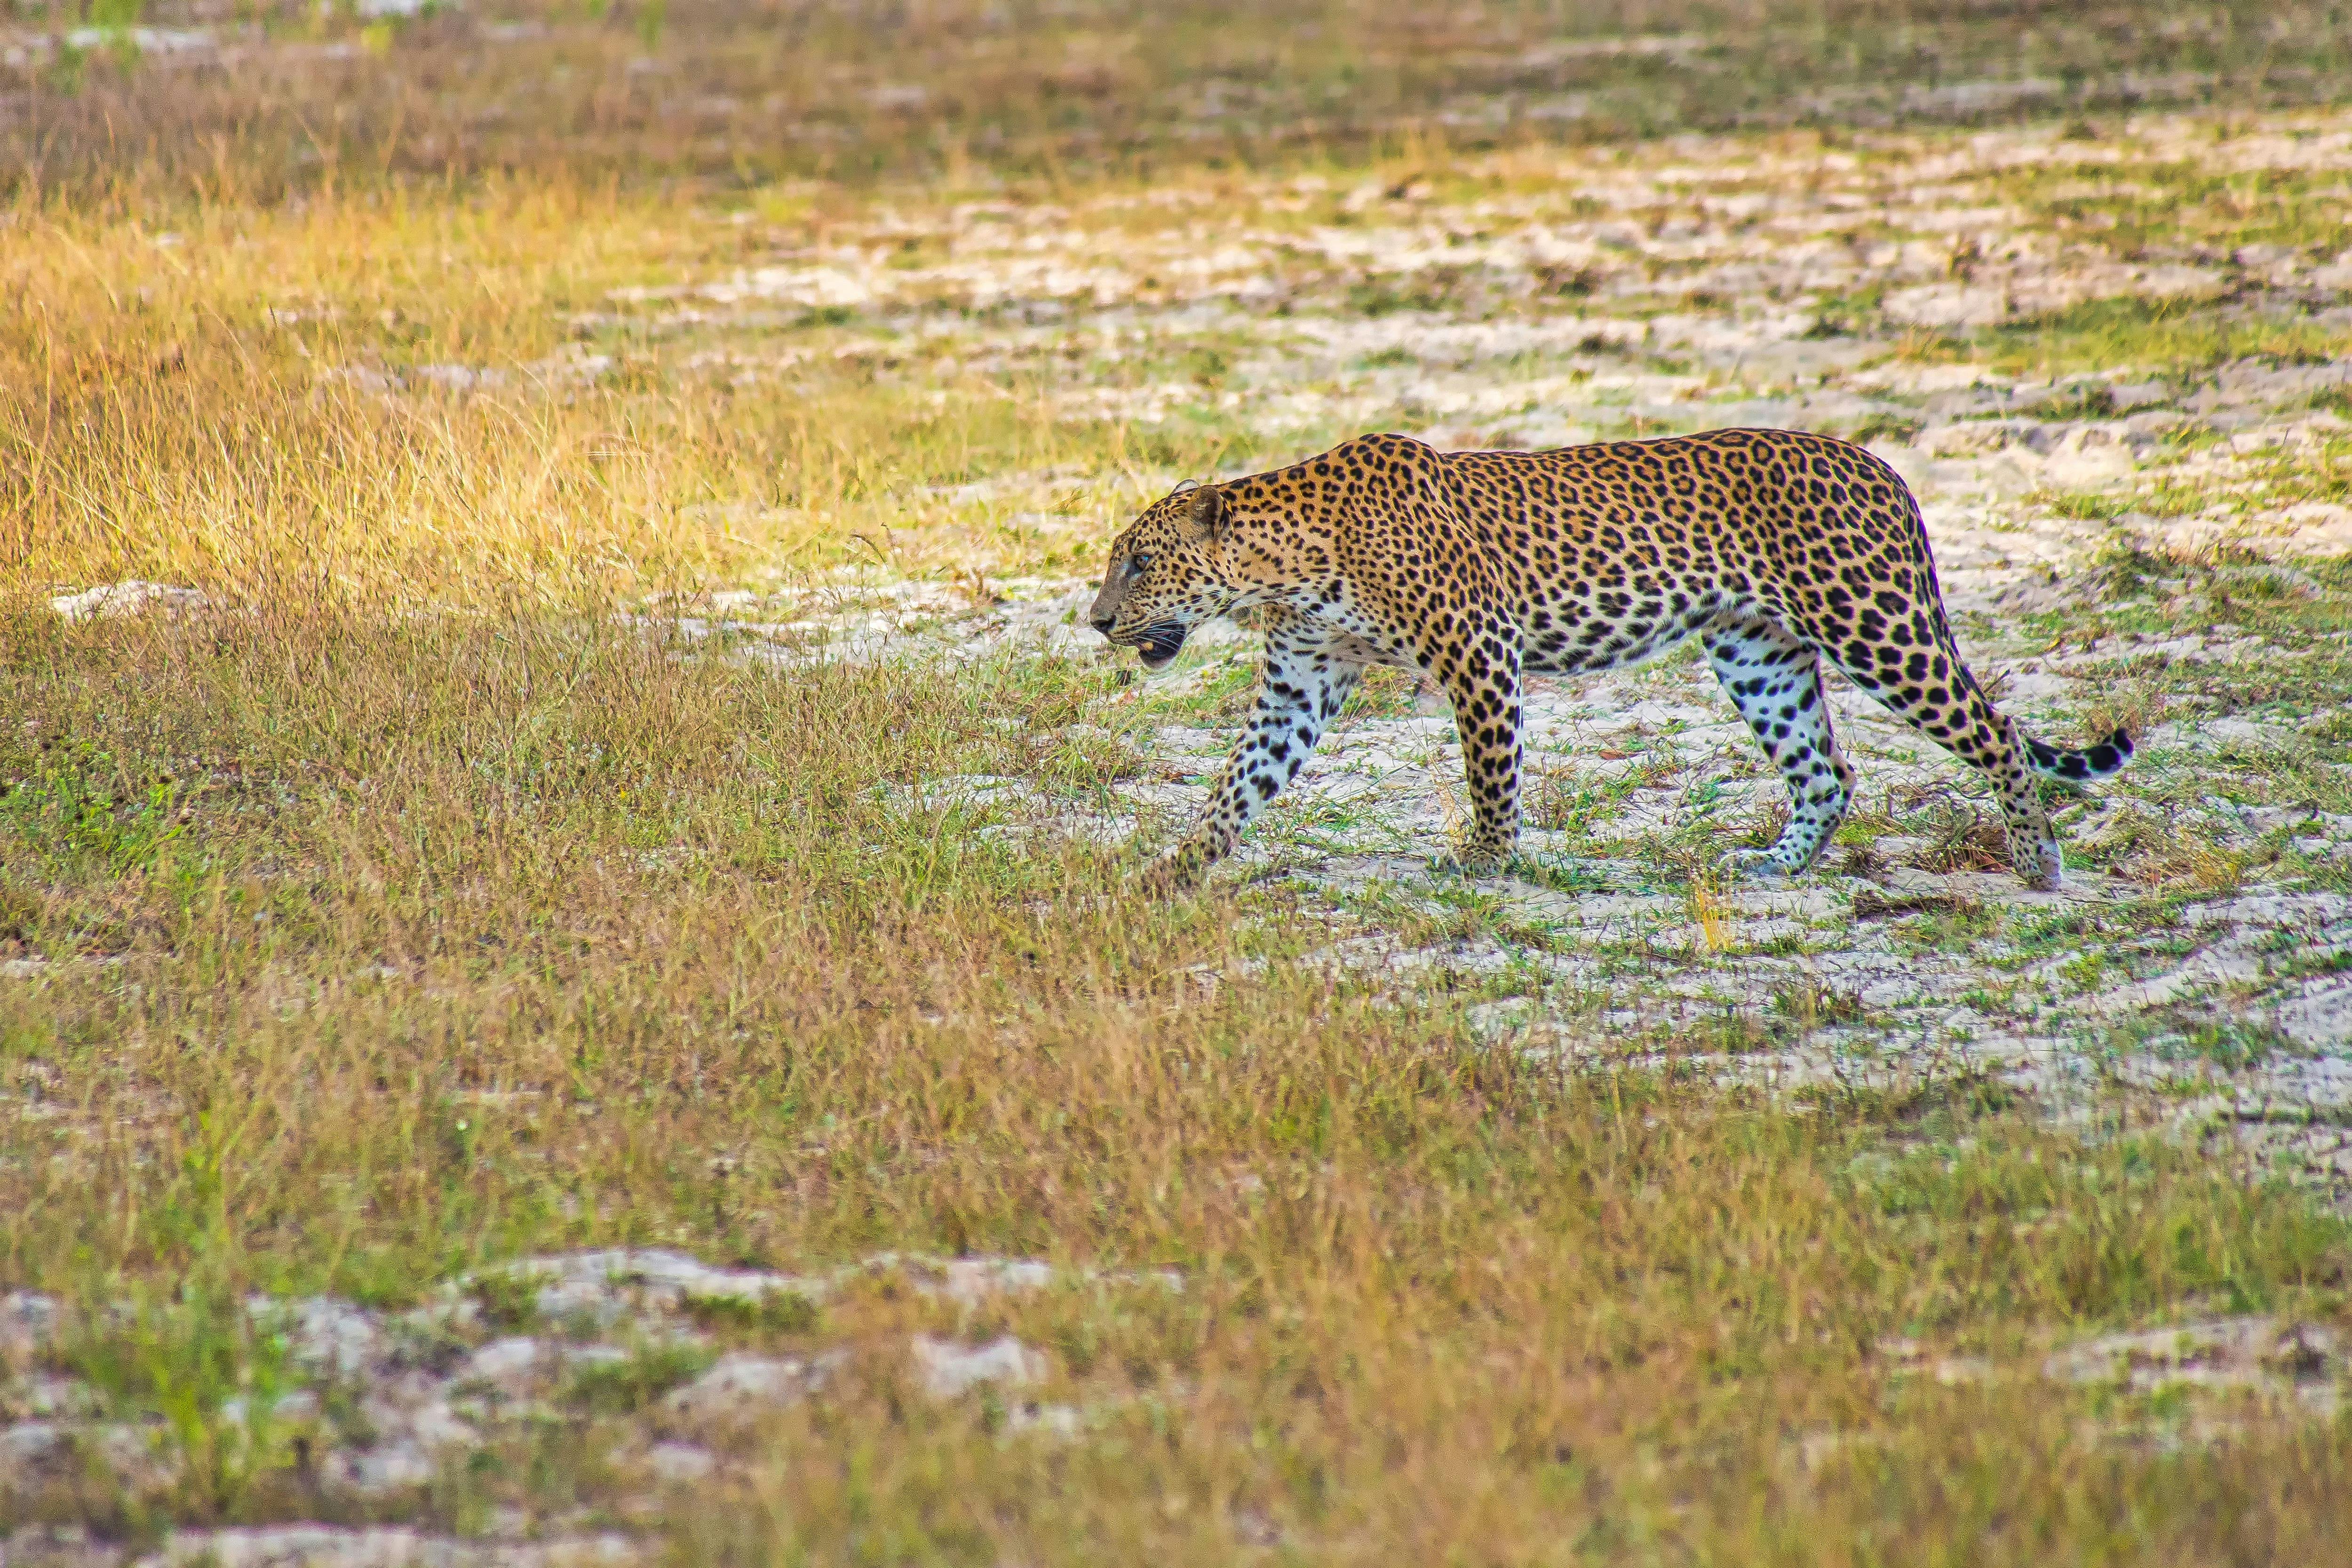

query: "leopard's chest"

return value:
[1280, 593, 1421, 670]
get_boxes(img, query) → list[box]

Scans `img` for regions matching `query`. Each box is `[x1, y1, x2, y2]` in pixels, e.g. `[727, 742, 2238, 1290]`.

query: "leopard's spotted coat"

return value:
[1088, 429, 2130, 888]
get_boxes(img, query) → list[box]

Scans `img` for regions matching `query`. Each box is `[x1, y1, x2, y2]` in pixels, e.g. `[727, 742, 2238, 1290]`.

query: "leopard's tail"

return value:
[1945, 644, 2134, 782]
[1882, 448, 2137, 788]
[2022, 728, 2134, 782]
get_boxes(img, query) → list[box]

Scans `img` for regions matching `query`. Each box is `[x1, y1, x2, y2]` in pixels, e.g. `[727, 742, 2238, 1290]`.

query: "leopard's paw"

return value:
[1724, 846, 1798, 883]
[1137, 844, 1211, 895]
[1432, 840, 1514, 879]
[2012, 837, 2065, 891]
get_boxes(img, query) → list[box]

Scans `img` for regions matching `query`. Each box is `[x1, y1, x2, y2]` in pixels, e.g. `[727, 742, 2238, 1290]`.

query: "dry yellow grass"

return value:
[0, 183, 1144, 602]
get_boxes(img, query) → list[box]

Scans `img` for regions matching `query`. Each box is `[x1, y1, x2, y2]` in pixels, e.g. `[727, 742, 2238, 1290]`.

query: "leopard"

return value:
[1086, 428, 2131, 890]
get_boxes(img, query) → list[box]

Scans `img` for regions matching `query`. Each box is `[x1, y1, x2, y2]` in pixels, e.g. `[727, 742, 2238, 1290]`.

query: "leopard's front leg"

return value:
[1145, 626, 1362, 889]
[1426, 604, 1524, 875]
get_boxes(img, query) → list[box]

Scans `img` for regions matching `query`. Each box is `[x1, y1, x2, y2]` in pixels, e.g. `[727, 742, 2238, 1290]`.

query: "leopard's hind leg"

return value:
[1742, 453, 2130, 890]
[1704, 612, 1856, 879]
[1805, 589, 2128, 891]
[1827, 644, 2063, 887]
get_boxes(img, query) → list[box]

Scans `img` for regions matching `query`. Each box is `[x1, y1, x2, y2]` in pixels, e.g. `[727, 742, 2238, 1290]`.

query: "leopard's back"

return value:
[1426, 428, 1935, 675]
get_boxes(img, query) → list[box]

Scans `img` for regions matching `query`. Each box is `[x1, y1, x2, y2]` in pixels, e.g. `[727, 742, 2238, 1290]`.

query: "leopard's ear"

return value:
[1185, 485, 1229, 539]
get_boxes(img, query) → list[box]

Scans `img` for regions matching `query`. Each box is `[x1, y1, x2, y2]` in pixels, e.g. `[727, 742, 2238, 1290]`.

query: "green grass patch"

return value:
[1985, 298, 2351, 378]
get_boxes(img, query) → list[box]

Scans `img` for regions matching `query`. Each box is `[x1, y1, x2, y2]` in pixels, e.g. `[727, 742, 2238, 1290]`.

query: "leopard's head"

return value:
[1088, 484, 1237, 671]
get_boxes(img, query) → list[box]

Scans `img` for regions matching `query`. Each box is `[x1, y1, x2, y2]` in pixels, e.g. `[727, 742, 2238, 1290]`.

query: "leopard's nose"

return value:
[1090, 614, 1116, 636]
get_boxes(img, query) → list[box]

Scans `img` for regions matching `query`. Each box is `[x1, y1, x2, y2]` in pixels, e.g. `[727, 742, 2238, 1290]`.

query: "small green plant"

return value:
[2023, 381, 2119, 421]
[0, 747, 187, 877]
[469, 1270, 550, 1333]
[42, 39, 93, 95]
[1346, 273, 1466, 317]
[2150, 1014, 2291, 1072]
[1841, 412, 1924, 446]
[681, 1287, 822, 1335]
[66, 1286, 306, 1518]
[1769, 979, 1864, 1035]
[1523, 767, 1599, 834]
[1532, 263, 1601, 298]
[2038, 488, 2130, 523]
[1179, 344, 1232, 387]
[563, 1340, 715, 1415]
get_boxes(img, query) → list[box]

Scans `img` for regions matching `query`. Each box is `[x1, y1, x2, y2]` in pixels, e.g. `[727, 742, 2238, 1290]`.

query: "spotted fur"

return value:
[1089, 429, 2131, 889]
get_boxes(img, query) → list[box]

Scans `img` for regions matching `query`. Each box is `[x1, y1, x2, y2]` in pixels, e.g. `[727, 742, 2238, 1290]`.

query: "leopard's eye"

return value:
[1129, 553, 1153, 574]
